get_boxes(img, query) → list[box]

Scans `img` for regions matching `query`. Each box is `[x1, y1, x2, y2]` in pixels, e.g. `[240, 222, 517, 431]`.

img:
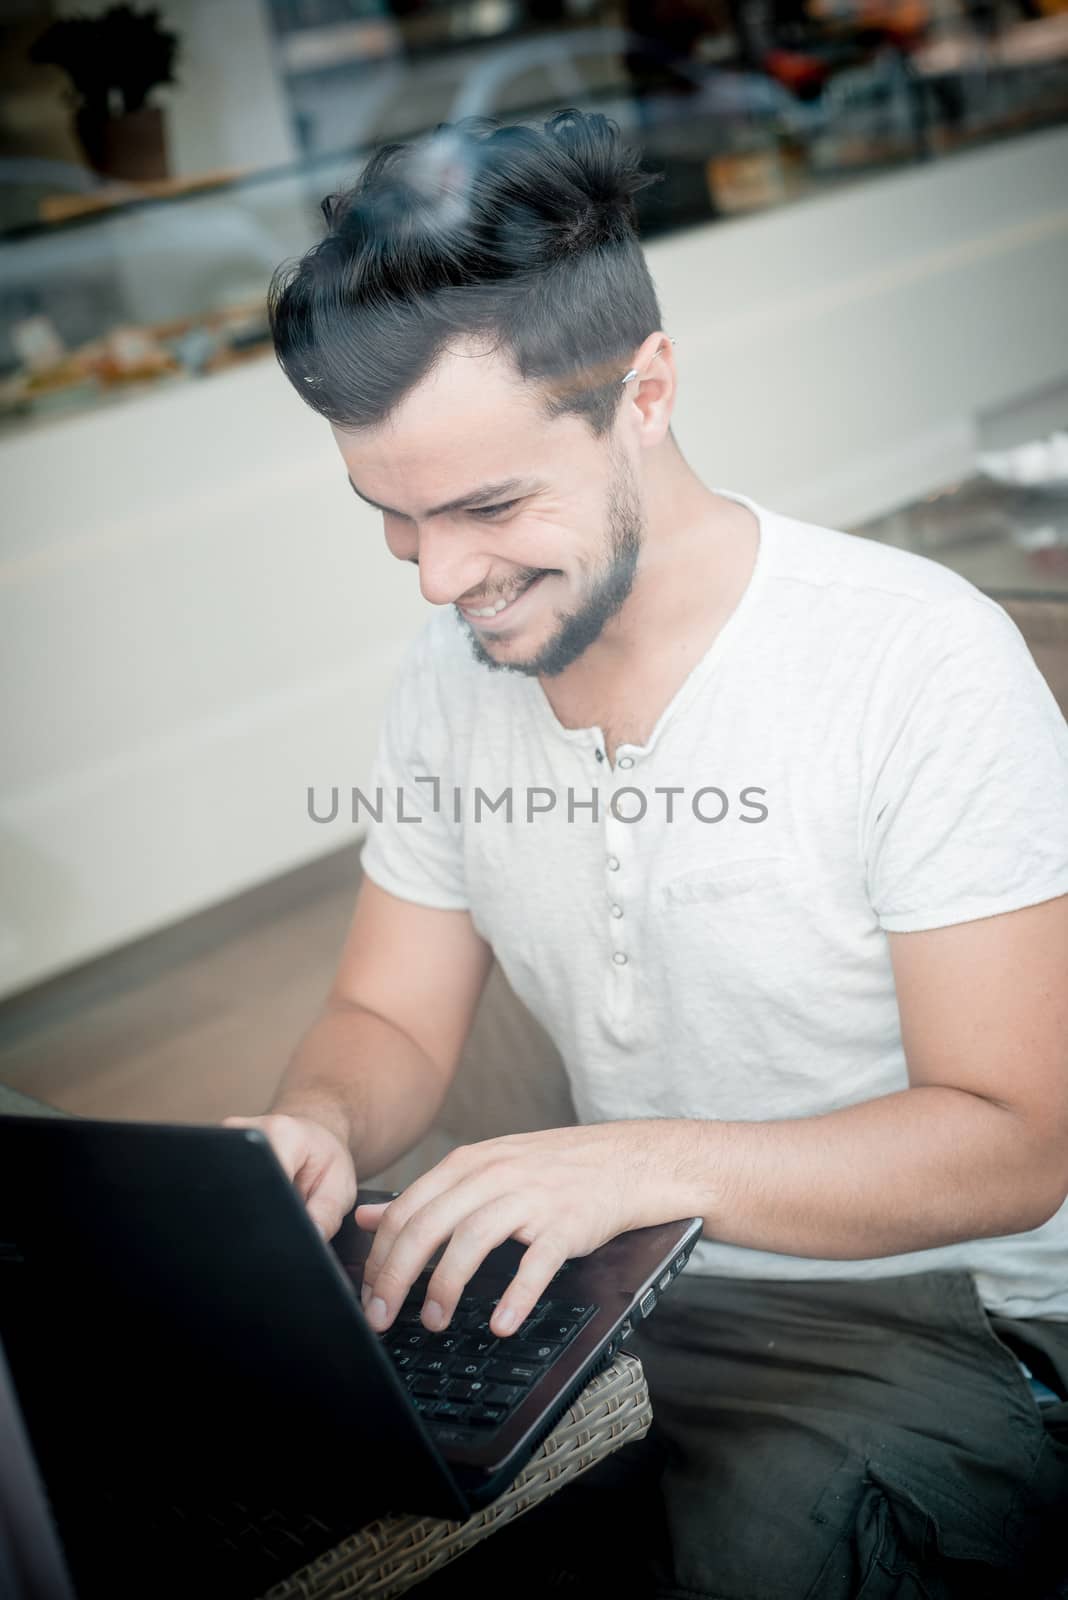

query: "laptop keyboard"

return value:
[379, 1267, 598, 1445]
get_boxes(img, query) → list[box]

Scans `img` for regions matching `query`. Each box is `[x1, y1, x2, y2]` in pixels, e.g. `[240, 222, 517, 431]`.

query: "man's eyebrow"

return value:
[346, 474, 544, 518]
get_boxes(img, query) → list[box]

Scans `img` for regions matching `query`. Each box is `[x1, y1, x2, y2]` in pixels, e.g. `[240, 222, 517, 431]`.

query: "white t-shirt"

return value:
[359, 488, 1068, 1319]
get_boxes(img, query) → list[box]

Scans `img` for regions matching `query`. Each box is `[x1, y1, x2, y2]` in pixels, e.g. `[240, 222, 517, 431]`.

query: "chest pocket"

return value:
[655, 855, 792, 907]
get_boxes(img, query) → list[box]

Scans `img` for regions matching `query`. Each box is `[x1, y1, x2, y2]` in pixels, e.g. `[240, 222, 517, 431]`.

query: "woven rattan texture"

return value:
[261, 1352, 650, 1599]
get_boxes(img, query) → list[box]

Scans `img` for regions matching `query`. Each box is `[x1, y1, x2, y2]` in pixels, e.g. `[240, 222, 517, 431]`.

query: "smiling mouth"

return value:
[457, 572, 548, 626]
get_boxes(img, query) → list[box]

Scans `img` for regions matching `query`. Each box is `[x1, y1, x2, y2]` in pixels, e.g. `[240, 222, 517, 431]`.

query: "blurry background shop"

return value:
[4, 0, 1068, 383]
[0, 1, 1066, 1117]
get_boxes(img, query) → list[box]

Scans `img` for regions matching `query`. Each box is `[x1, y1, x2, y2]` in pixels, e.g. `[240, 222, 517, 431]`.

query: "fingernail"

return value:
[361, 1282, 371, 1307]
[423, 1299, 444, 1331]
[367, 1296, 388, 1330]
[495, 1307, 516, 1334]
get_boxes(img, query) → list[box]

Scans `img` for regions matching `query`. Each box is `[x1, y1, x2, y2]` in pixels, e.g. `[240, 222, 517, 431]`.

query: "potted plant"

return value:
[29, 5, 180, 183]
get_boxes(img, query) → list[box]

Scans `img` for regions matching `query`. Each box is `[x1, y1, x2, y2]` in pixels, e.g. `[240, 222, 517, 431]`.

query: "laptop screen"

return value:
[0, 1334, 78, 1600]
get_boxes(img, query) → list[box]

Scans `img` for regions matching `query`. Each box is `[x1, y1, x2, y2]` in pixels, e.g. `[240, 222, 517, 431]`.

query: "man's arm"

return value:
[355, 894, 1068, 1337]
[659, 891, 1068, 1257]
[272, 875, 494, 1174]
[225, 874, 493, 1237]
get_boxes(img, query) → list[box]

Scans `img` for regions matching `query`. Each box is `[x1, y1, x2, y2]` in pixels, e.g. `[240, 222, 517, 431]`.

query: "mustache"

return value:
[457, 569, 553, 606]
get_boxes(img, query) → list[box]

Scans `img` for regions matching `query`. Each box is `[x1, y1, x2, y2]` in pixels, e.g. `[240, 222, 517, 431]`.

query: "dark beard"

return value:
[457, 453, 643, 679]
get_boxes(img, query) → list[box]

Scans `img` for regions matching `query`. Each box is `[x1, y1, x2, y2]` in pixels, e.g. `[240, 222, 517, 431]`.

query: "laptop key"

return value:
[457, 1335, 497, 1357]
[517, 1341, 562, 1363]
[446, 1358, 488, 1379]
[484, 1383, 526, 1407]
[516, 1323, 561, 1343]
[538, 1322, 578, 1342]
[469, 1404, 507, 1427]
[486, 1360, 539, 1385]
[411, 1375, 449, 1398]
[414, 1356, 450, 1378]
[443, 1378, 489, 1403]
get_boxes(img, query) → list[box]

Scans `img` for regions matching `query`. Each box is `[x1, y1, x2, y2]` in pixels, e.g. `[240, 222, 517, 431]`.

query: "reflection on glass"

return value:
[1, 0, 1065, 433]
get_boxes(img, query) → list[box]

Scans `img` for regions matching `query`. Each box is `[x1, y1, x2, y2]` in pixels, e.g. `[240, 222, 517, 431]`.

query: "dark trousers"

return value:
[419, 1270, 1068, 1599]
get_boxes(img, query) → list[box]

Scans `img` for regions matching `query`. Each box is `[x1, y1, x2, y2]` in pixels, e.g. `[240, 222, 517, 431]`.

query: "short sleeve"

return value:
[358, 627, 469, 911]
[863, 596, 1068, 933]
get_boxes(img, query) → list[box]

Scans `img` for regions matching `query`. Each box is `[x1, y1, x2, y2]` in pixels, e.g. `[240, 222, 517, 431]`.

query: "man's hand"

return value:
[355, 1121, 681, 1339]
[222, 1112, 358, 1240]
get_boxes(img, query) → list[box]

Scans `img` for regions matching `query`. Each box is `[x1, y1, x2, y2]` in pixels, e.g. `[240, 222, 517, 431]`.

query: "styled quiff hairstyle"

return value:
[268, 109, 664, 438]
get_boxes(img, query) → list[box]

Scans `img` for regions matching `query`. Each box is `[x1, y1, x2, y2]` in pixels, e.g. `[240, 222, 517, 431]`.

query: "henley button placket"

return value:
[605, 761, 632, 982]
[601, 745, 642, 1011]
[602, 746, 642, 1029]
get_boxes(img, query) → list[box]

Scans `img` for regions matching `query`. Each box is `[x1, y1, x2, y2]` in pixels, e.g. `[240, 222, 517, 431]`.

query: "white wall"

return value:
[661, 125, 1068, 527]
[56, 0, 297, 178]
[161, 0, 297, 180]
[2, 124, 1067, 999]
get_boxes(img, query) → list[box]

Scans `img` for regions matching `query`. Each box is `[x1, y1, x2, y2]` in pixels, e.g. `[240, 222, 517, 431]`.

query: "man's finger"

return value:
[421, 1196, 528, 1331]
[354, 1200, 390, 1230]
[360, 1165, 456, 1291]
[361, 1177, 489, 1331]
[306, 1167, 358, 1242]
[358, 1147, 479, 1285]
[491, 1234, 570, 1337]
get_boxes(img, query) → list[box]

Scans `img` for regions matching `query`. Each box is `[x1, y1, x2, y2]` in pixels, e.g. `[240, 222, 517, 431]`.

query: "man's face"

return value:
[331, 341, 646, 678]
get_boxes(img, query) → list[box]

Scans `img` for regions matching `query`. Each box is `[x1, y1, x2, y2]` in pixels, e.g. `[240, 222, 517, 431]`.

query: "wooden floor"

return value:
[0, 845, 363, 1125]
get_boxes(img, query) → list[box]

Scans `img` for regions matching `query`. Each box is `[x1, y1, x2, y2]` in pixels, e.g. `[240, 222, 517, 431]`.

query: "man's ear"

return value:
[623, 330, 676, 450]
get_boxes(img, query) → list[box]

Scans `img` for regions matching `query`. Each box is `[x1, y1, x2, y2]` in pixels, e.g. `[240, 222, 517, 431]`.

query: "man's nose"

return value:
[414, 524, 485, 608]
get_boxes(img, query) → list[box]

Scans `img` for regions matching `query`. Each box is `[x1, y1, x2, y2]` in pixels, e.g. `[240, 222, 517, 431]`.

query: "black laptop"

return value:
[0, 1115, 701, 1599]
[0, 1334, 78, 1600]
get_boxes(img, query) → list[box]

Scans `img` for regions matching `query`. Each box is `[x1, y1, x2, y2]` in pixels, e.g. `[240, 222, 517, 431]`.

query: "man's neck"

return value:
[543, 467, 757, 693]
[535, 475, 760, 755]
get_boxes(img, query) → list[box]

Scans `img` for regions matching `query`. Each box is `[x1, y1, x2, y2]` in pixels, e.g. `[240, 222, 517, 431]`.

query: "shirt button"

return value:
[606, 855, 620, 871]
[595, 749, 605, 762]
[612, 951, 628, 966]
[618, 755, 635, 770]
[610, 904, 623, 918]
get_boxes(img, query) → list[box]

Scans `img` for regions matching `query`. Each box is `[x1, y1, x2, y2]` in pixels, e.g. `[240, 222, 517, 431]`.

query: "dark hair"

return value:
[267, 109, 664, 439]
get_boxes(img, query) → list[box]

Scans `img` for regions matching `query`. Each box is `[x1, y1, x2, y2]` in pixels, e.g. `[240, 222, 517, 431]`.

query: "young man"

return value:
[227, 111, 1068, 1595]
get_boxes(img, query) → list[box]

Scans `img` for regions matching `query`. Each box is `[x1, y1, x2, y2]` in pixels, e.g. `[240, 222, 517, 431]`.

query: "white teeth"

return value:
[466, 580, 536, 617]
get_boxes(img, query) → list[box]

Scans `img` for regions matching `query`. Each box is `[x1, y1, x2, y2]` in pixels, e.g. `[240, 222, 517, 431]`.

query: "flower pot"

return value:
[75, 105, 168, 182]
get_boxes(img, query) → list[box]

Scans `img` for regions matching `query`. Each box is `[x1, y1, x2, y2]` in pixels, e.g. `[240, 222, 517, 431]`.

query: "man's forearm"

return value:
[271, 1002, 450, 1178]
[652, 1086, 1067, 1259]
